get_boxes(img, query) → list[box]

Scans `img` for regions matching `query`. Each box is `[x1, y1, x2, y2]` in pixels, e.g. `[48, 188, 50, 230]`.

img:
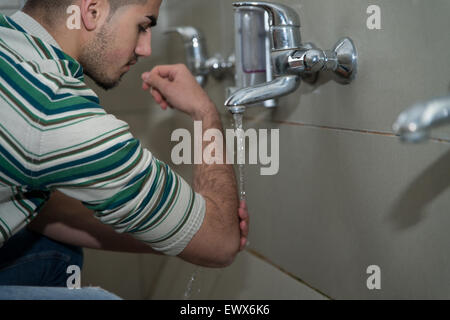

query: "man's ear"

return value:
[79, 0, 109, 31]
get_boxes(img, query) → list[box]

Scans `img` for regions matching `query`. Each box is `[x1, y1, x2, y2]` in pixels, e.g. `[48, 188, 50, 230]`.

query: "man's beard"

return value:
[79, 25, 123, 91]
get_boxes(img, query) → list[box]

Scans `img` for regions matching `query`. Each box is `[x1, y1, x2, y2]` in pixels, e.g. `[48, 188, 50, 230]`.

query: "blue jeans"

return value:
[0, 228, 121, 300]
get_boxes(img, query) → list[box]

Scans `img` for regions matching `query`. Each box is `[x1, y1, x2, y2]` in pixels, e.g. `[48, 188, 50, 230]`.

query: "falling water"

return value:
[183, 267, 202, 299]
[233, 113, 246, 201]
[183, 113, 247, 299]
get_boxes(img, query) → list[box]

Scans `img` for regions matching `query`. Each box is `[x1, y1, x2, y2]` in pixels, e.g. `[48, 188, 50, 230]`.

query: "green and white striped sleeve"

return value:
[39, 112, 206, 256]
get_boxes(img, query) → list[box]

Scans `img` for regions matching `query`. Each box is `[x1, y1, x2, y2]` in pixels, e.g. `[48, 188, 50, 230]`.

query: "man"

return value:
[0, 0, 249, 299]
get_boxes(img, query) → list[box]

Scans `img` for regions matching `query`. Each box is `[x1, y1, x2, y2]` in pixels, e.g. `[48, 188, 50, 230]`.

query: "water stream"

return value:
[183, 113, 247, 299]
[183, 267, 202, 299]
[233, 113, 247, 201]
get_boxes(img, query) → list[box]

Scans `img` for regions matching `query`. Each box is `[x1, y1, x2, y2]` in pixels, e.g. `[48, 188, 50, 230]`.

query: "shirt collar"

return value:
[10, 11, 61, 49]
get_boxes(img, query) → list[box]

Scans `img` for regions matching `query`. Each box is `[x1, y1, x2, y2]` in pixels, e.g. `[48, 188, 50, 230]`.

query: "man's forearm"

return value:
[28, 191, 160, 254]
[142, 65, 242, 266]
[193, 106, 240, 246]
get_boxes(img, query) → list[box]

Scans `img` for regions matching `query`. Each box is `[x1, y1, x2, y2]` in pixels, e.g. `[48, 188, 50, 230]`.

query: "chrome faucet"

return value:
[393, 95, 450, 143]
[225, 1, 358, 114]
[165, 26, 234, 87]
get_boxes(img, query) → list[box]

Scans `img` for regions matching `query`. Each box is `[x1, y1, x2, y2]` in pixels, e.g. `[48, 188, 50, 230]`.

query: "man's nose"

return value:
[136, 31, 152, 57]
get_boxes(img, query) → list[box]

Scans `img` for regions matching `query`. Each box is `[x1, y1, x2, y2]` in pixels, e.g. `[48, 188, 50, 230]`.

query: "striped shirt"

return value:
[0, 12, 205, 255]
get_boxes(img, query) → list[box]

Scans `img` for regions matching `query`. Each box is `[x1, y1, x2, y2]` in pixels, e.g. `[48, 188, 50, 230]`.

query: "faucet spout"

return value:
[393, 95, 450, 143]
[225, 76, 300, 113]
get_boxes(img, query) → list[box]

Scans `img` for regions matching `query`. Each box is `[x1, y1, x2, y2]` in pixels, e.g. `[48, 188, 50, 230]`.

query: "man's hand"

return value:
[141, 64, 214, 120]
[239, 200, 250, 251]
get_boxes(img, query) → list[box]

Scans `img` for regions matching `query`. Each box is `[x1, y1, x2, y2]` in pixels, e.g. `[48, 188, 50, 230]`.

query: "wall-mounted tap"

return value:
[393, 95, 450, 143]
[165, 26, 234, 87]
[225, 1, 358, 114]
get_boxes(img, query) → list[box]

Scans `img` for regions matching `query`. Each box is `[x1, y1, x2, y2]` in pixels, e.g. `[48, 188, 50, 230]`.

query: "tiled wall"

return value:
[87, 0, 450, 299]
[4, 0, 448, 299]
[83, 0, 336, 299]
[83, 0, 450, 299]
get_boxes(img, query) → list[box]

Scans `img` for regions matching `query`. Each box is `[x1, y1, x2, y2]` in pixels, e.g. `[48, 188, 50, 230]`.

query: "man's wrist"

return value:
[192, 101, 220, 122]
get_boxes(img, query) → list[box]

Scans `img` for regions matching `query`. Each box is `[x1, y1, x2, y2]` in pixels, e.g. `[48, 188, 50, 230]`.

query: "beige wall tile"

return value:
[245, 120, 450, 299]
[80, 0, 450, 300]
[149, 251, 327, 300]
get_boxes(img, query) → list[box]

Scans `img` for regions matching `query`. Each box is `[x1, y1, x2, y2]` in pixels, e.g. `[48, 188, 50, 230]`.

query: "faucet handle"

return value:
[287, 38, 358, 84]
[329, 38, 358, 84]
[165, 26, 209, 86]
[233, 1, 302, 50]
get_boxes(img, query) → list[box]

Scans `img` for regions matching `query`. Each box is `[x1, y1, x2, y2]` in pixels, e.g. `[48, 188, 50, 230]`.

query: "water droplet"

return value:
[183, 268, 202, 300]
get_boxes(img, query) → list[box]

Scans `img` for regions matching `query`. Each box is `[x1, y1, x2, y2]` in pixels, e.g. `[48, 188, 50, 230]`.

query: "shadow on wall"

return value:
[389, 150, 450, 230]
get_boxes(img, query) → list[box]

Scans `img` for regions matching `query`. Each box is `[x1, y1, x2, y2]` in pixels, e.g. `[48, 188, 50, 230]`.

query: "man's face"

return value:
[80, 0, 162, 90]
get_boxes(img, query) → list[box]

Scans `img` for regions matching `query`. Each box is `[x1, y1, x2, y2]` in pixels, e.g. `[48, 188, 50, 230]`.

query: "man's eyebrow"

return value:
[147, 15, 158, 27]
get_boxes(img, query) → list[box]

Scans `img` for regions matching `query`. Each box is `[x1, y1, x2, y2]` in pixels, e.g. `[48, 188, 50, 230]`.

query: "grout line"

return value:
[109, 112, 450, 144]
[245, 248, 334, 300]
[244, 116, 450, 144]
[271, 119, 395, 137]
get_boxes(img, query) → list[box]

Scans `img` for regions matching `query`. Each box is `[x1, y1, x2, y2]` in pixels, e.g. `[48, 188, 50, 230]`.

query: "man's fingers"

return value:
[142, 80, 150, 91]
[150, 87, 163, 103]
[143, 65, 177, 82]
[142, 68, 174, 95]
[143, 64, 186, 86]
[146, 74, 170, 93]
[240, 220, 248, 237]
[239, 207, 249, 220]
[240, 237, 247, 251]
[141, 72, 171, 110]
[148, 86, 171, 110]
[238, 200, 249, 236]
[155, 65, 178, 80]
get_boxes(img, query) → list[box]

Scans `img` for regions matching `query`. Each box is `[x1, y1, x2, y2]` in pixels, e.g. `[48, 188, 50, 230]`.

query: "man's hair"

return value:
[23, 0, 148, 22]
